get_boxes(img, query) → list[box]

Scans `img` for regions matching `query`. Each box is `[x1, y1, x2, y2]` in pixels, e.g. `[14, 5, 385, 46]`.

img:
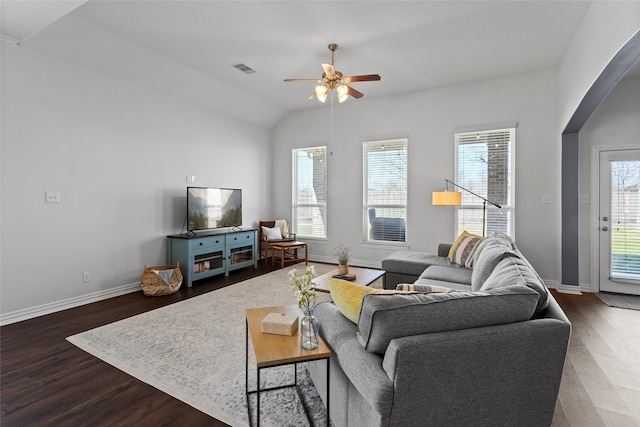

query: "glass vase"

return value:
[300, 309, 319, 350]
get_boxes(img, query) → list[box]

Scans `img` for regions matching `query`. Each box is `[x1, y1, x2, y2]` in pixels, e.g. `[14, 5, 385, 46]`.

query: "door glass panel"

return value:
[610, 160, 640, 280]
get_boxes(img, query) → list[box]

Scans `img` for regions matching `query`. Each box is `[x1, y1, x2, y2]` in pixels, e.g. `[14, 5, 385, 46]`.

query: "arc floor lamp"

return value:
[432, 179, 502, 237]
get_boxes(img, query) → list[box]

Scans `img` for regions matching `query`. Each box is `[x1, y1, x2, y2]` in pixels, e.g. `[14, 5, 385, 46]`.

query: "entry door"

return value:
[599, 149, 640, 295]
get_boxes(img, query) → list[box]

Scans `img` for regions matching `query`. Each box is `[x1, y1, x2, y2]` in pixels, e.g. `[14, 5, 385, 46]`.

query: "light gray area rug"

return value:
[596, 291, 640, 311]
[67, 264, 336, 427]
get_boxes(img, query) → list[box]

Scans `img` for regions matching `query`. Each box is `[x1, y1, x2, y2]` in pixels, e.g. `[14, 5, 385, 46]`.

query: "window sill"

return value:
[361, 241, 409, 250]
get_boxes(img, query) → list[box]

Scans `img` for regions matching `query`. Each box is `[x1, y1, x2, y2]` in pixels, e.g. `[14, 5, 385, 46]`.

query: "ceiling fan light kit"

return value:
[285, 43, 381, 103]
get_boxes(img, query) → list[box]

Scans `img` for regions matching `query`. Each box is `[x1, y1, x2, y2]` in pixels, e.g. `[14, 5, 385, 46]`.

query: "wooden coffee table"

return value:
[270, 241, 308, 269]
[245, 305, 330, 426]
[312, 266, 386, 293]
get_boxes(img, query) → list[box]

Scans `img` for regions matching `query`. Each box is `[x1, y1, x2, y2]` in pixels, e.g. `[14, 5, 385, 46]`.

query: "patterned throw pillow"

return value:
[448, 231, 485, 268]
[329, 278, 408, 324]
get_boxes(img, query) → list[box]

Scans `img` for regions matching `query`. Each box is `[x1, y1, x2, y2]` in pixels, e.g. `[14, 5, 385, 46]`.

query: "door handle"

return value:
[602, 226, 609, 231]
[602, 216, 609, 222]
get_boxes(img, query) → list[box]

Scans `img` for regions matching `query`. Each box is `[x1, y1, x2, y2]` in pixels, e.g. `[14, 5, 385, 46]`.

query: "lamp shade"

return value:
[432, 191, 462, 206]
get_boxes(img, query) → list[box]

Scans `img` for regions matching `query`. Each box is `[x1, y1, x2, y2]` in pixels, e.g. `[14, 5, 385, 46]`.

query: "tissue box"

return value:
[261, 312, 299, 336]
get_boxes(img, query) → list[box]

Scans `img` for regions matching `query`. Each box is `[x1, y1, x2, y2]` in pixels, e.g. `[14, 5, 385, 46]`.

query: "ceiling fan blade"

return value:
[321, 63, 335, 77]
[284, 78, 323, 83]
[308, 91, 318, 100]
[342, 74, 381, 83]
[346, 85, 364, 99]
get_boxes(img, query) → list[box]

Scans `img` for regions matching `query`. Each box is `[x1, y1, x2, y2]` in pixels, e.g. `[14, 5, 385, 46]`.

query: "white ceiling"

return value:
[0, 1, 609, 127]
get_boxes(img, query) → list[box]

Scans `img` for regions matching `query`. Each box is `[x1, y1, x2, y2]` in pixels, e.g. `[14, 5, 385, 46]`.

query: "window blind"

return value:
[363, 139, 408, 243]
[292, 147, 327, 238]
[455, 128, 515, 237]
[610, 160, 640, 279]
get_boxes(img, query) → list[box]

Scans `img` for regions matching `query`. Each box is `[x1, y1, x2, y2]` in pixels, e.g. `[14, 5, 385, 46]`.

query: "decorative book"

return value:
[261, 312, 298, 336]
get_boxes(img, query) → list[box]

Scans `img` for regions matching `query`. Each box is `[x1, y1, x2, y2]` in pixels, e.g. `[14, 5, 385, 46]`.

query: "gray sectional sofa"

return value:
[308, 234, 571, 427]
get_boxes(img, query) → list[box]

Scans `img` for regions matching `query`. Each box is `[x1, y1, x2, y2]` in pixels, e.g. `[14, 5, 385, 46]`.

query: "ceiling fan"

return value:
[284, 43, 381, 103]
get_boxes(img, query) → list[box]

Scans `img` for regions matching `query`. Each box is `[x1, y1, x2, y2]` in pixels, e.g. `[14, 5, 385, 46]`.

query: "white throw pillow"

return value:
[262, 226, 282, 240]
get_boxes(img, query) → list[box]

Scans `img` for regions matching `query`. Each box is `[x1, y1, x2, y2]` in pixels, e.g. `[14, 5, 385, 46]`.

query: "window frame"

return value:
[292, 146, 327, 240]
[362, 138, 408, 244]
[454, 128, 515, 238]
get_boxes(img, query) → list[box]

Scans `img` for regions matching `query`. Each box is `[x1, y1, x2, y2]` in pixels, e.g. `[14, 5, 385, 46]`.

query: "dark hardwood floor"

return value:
[1, 260, 281, 427]
[2, 264, 639, 426]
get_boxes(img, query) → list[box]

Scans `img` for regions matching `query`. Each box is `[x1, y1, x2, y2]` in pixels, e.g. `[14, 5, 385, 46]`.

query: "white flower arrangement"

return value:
[288, 265, 318, 312]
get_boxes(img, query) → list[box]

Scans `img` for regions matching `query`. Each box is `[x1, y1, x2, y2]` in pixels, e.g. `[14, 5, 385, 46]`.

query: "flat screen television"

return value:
[187, 187, 242, 231]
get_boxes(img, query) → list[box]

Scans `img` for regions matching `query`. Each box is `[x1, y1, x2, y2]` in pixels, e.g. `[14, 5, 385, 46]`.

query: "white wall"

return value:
[578, 75, 640, 290]
[273, 70, 561, 283]
[557, 1, 640, 131]
[0, 46, 272, 316]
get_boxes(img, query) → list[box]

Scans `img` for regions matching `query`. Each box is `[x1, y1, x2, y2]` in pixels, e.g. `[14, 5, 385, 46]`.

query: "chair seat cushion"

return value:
[267, 238, 295, 244]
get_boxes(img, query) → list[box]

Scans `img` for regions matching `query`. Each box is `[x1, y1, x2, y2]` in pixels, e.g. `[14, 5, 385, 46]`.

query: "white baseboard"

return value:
[1, 258, 376, 327]
[545, 280, 584, 295]
[0, 282, 142, 326]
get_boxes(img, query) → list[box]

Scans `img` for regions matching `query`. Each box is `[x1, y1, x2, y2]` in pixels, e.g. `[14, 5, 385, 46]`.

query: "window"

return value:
[610, 159, 640, 279]
[292, 146, 327, 238]
[363, 138, 408, 243]
[455, 128, 515, 237]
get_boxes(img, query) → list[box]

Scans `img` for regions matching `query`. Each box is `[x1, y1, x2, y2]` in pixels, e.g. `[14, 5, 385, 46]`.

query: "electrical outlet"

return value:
[542, 194, 554, 204]
[186, 175, 196, 184]
[45, 192, 61, 203]
[579, 195, 589, 204]
[83, 272, 91, 283]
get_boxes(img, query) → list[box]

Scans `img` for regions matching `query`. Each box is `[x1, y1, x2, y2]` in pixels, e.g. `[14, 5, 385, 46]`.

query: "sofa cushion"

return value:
[382, 251, 456, 276]
[420, 265, 472, 285]
[470, 238, 519, 291]
[448, 231, 485, 268]
[490, 232, 517, 250]
[329, 278, 408, 324]
[357, 285, 539, 354]
[480, 256, 550, 314]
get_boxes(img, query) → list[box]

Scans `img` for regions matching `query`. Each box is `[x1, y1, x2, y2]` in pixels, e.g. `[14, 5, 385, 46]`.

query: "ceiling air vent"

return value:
[232, 63, 256, 74]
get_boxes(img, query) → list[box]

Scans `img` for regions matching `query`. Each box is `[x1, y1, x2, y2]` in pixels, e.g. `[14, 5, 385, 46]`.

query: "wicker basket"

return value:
[141, 264, 183, 296]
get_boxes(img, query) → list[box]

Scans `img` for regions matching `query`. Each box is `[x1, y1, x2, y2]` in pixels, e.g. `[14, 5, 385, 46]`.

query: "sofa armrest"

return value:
[382, 317, 570, 426]
[438, 243, 452, 257]
[313, 302, 394, 416]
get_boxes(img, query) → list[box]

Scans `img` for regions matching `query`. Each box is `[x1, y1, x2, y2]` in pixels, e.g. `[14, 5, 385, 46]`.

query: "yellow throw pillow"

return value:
[329, 278, 409, 324]
[448, 230, 485, 268]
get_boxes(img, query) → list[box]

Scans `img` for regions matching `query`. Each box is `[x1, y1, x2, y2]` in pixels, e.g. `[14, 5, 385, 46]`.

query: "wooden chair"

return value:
[258, 220, 296, 261]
